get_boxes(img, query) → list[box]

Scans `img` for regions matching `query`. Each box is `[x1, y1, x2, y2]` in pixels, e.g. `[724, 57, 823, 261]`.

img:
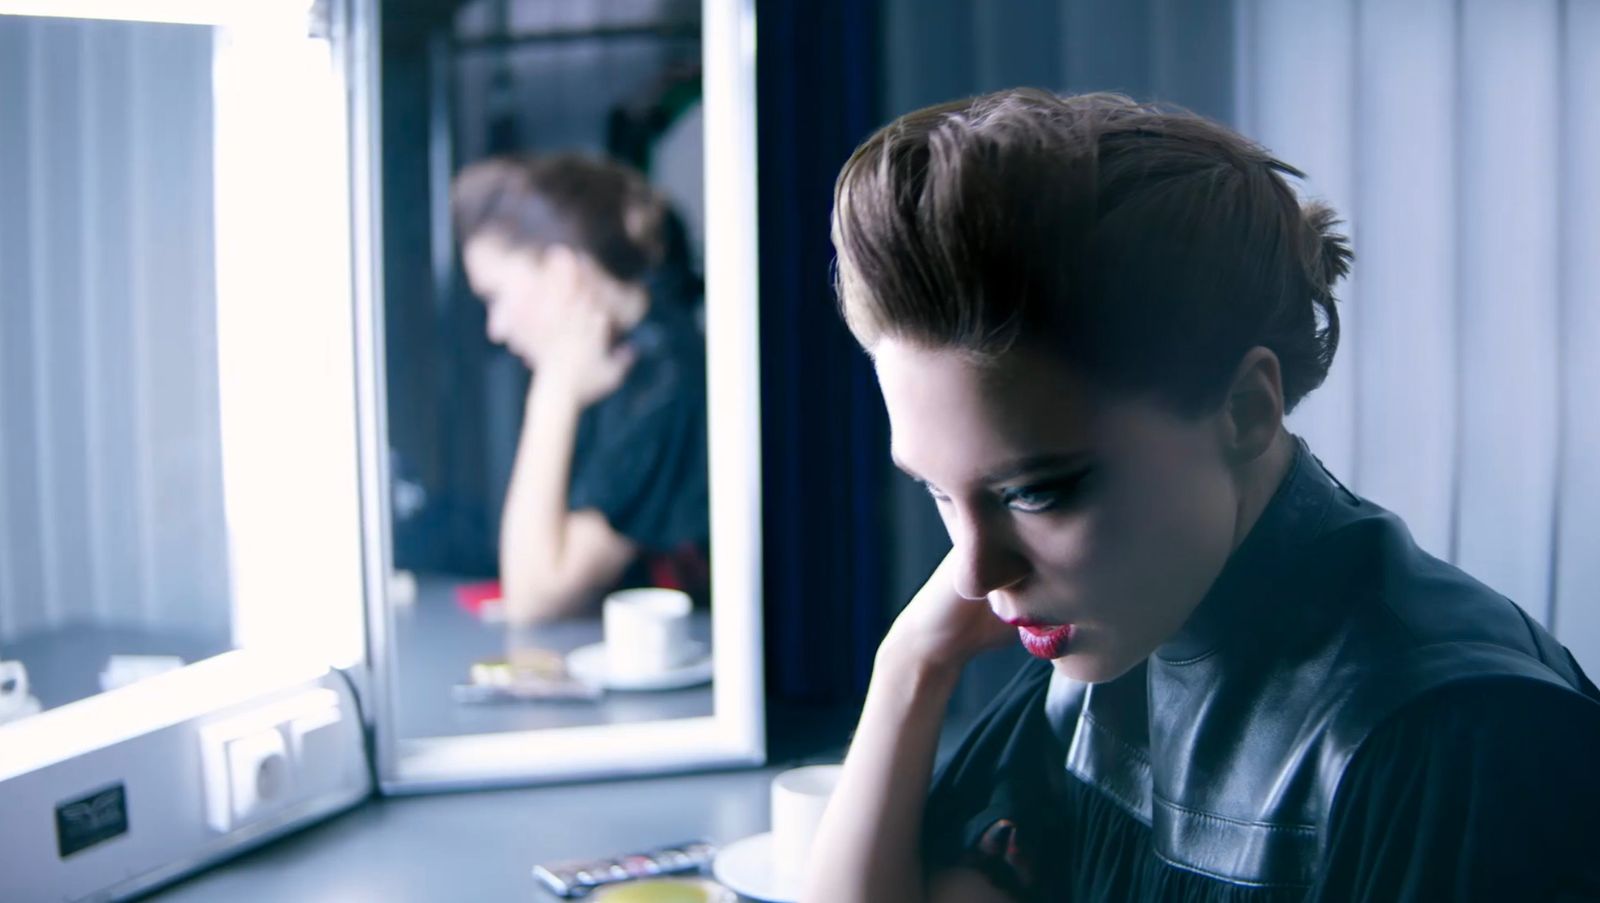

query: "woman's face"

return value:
[874, 339, 1244, 683]
[462, 233, 576, 366]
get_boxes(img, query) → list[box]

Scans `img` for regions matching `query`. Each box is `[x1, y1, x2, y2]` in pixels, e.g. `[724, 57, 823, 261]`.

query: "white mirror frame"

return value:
[361, 0, 765, 792]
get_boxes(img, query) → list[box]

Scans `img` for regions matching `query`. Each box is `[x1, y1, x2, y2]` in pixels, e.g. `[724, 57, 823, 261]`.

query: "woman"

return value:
[806, 90, 1600, 901]
[451, 153, 708, 623]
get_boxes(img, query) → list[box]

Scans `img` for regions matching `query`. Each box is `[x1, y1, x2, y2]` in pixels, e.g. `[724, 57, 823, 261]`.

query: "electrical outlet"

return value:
[199, 688, 342, 833]
[225, 727, 290, 825]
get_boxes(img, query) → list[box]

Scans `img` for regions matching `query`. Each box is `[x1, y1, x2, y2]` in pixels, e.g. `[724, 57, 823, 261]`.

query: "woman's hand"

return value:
[535, 301, 636, 408]
[801, 552, 1019, 903]
[880, 550, 1017, 677]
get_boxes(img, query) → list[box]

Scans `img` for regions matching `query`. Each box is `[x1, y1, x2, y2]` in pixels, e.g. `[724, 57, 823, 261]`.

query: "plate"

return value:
[711, 832, 798, 903]
[566, 641, 712, 691]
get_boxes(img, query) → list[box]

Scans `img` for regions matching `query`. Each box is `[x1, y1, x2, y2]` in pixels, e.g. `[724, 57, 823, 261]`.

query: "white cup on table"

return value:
[0, 660, 30, 719]
[770, 763, 843, 884]
[601, 587, 696, 680]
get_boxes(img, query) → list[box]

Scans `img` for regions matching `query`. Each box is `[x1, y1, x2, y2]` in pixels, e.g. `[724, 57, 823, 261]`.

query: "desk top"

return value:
[392, 575, 715, 738]
[149, 765, 785, 902]
[147, 646, 1029, 902]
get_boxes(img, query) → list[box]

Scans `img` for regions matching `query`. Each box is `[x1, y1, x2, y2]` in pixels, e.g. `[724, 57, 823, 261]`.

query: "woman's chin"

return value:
[510, 345, 538, 369]
[1049, 641, 1144, 684]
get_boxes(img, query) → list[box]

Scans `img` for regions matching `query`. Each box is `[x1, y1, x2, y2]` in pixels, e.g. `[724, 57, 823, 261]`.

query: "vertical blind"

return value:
[0, 16, 230, 644]
[1238, 0, 1599, 668]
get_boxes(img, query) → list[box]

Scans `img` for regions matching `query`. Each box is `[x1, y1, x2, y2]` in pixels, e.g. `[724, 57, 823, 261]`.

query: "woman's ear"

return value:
[1221, 346, 1285, 465]
[546, 244, 616, 309]
[539, 243, 583, 288]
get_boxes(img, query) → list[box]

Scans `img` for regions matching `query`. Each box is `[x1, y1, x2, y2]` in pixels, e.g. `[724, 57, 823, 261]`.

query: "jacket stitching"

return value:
[1153, 794, 1317, 834]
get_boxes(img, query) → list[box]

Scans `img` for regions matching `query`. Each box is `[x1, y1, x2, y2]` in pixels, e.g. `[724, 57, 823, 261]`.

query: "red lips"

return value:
[1007, 620, 1074, 660]
[1017, 624, 1073, 659]
[993, 612, 1075, 659]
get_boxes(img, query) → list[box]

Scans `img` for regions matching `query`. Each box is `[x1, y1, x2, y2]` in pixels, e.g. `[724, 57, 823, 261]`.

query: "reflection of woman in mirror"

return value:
[806, 90, 1600, 901]
[451, 154, 708, 624]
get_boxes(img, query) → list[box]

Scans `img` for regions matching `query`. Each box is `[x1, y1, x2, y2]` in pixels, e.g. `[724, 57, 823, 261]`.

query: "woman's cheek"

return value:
[1022, 512, 1098, 588]
[532, 295, 567, 339]
[507, 300, 547, 355]
[1074, 498, 1163, 609]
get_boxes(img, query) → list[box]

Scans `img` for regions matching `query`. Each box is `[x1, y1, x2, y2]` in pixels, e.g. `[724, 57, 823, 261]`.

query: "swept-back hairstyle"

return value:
[452, 152, 667, 284]
[831, 88, 1352, 414]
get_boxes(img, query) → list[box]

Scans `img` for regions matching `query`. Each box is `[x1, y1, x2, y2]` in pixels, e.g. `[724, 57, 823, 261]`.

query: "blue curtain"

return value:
[757, 0, 889, 703]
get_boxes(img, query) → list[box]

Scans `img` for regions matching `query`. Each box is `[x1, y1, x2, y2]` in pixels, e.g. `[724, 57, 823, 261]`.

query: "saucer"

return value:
[592, 877, 735, 902]
[711, 832, 798, 903]
[566, 641, 712, 691]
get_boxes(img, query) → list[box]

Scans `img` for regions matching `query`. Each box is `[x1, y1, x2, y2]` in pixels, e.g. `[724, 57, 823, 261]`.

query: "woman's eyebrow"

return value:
[979, 452, 1093, 485]
[889, 451, 1093, 487]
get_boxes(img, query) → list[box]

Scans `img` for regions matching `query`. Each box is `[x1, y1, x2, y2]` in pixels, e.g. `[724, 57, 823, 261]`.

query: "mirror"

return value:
[0, 4, 368, 731]
[0, 14, 233, 725]
[370, 0, 761, 785]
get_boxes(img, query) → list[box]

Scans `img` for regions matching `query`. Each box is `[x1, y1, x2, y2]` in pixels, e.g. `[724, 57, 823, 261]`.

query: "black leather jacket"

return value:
[1044, 437, 1600, 889]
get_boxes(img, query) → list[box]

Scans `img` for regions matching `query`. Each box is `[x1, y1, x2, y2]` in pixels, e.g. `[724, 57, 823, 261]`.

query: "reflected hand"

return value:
[880, 550, 1016, 676]
[537, 301, 636, 407]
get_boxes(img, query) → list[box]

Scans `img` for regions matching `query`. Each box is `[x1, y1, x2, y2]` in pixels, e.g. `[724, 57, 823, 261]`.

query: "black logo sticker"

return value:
[56, 783, 129, 858]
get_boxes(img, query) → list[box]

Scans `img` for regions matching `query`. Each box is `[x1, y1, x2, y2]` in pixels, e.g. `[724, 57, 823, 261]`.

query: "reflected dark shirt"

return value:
[565, 292, 708, 585]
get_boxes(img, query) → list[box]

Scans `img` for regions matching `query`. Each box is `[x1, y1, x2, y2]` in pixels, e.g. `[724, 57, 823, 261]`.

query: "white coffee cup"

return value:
[602, 588, 695, 680]
[770, 763, 843, 884]
[0, 660, 29, 718]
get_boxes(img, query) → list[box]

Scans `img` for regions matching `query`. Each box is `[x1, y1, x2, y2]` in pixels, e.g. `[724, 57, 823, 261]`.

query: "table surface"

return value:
[144, 633, 1030, 902]
[146, 764, 788, 902]
[392, 575, 715, 738]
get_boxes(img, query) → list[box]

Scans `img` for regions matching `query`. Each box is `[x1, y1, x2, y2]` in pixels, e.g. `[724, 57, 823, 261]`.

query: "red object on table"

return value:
[647, 543, 710, 602]
[454, 580, 502, 615]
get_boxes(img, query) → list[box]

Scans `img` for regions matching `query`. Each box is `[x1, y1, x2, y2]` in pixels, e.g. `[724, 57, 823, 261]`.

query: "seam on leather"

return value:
[1369, 584, 1424, 644]
[1078, 709, 1151, 766]
[1064, 762, 1152, 827]
[1158, 645, 1224, 666]
[1153, 794, 1317, 833]
[1510, 599, 1548, 658]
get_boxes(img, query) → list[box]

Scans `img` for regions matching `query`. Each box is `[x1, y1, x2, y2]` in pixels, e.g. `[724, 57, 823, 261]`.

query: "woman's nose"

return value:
[948, 510, 1029, 601]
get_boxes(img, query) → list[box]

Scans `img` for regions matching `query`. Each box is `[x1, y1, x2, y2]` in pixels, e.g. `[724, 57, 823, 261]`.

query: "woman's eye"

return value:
[1003, 487, 1059, 513]
[1002, 471, 1092, 513]
[919, 481, 951, 504]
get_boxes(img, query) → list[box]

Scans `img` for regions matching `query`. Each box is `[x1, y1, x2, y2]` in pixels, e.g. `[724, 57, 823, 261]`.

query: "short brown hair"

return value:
[831, 89, 1351, 414]
[451, 152, 667, 283]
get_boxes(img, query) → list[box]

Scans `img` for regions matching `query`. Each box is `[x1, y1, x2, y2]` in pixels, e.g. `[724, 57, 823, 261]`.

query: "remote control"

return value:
[532, 840, 717, 897]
